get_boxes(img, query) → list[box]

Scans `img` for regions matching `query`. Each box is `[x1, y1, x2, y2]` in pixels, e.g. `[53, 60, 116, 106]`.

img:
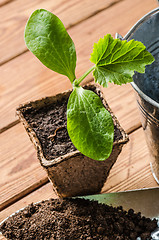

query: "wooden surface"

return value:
[0, 0, 158, 226]
[0, 0, 156, 130]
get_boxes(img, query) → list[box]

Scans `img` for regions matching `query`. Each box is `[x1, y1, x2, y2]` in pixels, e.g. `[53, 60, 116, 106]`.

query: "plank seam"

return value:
[64, 0, 123, 29]
[0, 0, 124, 66]
[0, 100, 142, 135]
[0, 178, 49, 212]
[0, 78, 93, 134]
[0, 119, 20, 134]
[0, 0, 16, 8]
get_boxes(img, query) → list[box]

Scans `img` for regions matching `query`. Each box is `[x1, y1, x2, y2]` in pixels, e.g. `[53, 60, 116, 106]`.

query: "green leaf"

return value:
[67, 86, 114, 160]
[90, 34, 154, 87]
[25, 9, 76, 82]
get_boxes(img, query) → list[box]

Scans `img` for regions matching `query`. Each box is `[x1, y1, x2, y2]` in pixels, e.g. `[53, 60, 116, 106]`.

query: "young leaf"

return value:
[67, 86, 114, 160]
[25, 9, 76, 83]
[90, 34, 154, 87]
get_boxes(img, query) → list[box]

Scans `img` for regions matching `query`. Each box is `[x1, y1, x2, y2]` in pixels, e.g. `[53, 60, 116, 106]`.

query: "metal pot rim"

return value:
[131, 81, 159, 109]
[123, 7, 159, 41]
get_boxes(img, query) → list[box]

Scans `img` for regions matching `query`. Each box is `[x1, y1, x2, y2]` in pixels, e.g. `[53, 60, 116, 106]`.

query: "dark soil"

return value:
[0, 198, 157, 240]
[23, 86, 123, 160]
[24, 98, 75, 160]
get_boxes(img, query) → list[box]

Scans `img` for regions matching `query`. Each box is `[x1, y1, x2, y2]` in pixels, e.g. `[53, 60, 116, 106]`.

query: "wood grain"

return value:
[102, 128, 158, 193]
[0, 127, 158, 222]
[0, 0, 14, 7]
[0, 123, 48, 211]
[0, 0, 121, 65]
[0, 0, 156, 131]
[101, 83, 141, 133]
[0, 183, 57, 222]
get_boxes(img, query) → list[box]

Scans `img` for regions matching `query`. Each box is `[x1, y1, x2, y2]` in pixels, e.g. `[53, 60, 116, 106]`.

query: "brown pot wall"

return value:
[16, 84, 129, 197]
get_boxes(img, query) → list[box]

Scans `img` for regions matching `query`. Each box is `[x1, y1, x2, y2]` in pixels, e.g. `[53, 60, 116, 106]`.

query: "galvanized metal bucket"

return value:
[117, 7, 159, 184]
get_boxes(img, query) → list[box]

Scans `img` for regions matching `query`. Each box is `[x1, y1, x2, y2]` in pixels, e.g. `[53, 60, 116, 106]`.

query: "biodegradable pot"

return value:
[16, 84, 129, 198]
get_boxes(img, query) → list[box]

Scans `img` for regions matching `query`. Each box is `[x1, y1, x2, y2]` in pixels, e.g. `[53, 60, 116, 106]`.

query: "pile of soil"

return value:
[0, 198, 157, 240]
[23, 85, 123, 160]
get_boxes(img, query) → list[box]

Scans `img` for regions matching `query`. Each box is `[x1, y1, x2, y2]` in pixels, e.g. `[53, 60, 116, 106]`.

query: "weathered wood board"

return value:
[0, 0, 122, 64]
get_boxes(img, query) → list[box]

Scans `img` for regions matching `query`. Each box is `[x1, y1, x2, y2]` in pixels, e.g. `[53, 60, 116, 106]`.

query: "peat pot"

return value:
[16, 84, 129, 198]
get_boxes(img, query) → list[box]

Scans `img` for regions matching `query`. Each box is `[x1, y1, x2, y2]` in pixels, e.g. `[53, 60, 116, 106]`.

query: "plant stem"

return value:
[73, 65, 95, 87]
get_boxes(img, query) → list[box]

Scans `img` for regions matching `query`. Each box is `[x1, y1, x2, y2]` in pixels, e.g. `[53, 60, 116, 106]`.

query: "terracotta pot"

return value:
[16, 84, 129, 198]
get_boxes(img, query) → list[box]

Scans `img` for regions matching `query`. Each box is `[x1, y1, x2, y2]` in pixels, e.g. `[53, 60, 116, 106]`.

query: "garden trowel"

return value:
[81, 188, 159, 239]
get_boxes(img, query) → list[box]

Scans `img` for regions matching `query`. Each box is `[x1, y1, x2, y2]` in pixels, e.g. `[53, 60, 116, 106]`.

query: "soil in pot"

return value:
[0, 198, 157, 240]
[17, 84, 128, 198]
[21, 85, 123, 161]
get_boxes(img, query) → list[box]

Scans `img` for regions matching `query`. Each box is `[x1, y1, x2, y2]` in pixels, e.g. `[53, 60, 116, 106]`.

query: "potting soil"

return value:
[0, 198, 157, 240]
[23, 86, 123, 160]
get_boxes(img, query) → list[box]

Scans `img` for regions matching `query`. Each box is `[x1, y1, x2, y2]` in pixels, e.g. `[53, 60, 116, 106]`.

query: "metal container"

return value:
[118, 8, 159, 184]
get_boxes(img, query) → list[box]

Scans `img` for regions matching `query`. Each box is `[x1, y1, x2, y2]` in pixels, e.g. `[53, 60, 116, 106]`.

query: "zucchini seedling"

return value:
[24, 9, 154, 161]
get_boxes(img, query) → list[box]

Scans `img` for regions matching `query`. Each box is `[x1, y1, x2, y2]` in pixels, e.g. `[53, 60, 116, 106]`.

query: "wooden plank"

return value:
[102, 128, 158, 193]
[0, 123, 48, 211]
[0, 127, 158, 223]
[0, 0, 13, 7]
[0, 183, 57, 222]
[101, 83, 141, 133]
[0, 53, 72, 132]
[0, 0, 121, 65]
[0, 0, 156, 131]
